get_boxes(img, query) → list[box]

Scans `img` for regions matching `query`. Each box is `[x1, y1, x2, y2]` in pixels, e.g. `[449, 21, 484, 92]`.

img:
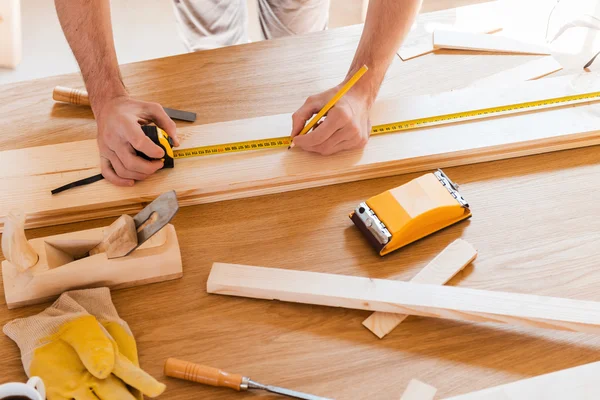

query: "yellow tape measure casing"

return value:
[140, 125, 175, 168]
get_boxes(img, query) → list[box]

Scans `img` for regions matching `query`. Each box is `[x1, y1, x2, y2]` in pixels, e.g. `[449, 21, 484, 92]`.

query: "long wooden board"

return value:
[443, 361, 600, 399]
[433, 31, 550, 55]
[207, 263, 600, 333]
[2, 74, 600, 231]
[362, 239, 477, 338]
[470, 57, 562, 88]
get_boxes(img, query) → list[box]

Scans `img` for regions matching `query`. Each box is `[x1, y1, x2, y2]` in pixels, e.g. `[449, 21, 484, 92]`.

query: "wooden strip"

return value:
[401, 379, 437, 400]
[362, 239, 477, 339]
[2, 74, 600, 231]
[433, 31, 550, 55]
[399, 1, 501, 60]
[470, 57, 562, 88]
[443, 361, 600, 399]
[207, 263, 600, 333]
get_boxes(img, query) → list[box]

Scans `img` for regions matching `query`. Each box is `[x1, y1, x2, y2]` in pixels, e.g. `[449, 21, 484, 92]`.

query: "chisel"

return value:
[164, 358, 333, 400]
[52, 86, 197, 122]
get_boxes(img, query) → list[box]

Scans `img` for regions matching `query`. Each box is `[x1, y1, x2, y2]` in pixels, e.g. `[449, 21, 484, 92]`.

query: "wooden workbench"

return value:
[2, 6, 600, 399]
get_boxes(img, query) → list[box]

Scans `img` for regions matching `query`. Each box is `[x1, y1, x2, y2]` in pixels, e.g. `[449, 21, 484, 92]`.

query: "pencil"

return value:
[289, 65, 369, 149]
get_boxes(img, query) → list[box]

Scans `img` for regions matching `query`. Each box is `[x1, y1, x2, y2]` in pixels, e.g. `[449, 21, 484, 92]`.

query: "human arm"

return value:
[54, 0, 179, 185]
[290, 0, 422, 155]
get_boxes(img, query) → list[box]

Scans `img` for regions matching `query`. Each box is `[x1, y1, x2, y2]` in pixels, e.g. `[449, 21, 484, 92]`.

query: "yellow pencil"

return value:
[289, 64, 369, 149]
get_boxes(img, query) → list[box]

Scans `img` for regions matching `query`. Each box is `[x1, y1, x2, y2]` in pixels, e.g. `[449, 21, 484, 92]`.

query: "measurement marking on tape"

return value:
[174, 91, 600, 159]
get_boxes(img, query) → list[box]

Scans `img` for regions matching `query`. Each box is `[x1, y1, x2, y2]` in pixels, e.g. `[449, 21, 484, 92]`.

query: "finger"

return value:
[303, 126, 367, 156]
[323, 134, 366, 155]
[290, 95, 326, 137]
[292, 108, 347, 149]
[73, 389, 100, 400]
[113, 353, 166, 398]
[108, 152, 153, 181]
[143, 102, 179, 146]
[61, 315, 115, 379]
[125, 125, 165, 159]
[114, 144, 164, 175]
[101, 157, 134, 187]
[95, 375, 138, 400]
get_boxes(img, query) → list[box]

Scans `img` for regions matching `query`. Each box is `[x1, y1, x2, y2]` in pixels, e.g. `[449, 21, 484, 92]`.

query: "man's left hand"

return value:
[290, 86, 371, 155]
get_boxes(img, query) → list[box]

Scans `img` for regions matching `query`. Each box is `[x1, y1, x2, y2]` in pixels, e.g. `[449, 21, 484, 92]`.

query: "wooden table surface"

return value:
[2, 6, 600, 399]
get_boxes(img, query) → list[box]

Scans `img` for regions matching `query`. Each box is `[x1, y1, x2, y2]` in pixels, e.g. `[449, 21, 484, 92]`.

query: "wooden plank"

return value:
[433, 31, 550, 55]
[362, 239, 477, 338]
[401, 379, 438, 400]
[443, 361, 600, 399]
[470, 57, 562, 88]
[207, 263, 600, 333]
[2, 74, 600, 231]
[399, 1, 501, 60]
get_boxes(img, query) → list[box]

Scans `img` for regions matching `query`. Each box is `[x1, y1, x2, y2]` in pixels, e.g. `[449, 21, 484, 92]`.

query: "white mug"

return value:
[0, 377, 45, 400]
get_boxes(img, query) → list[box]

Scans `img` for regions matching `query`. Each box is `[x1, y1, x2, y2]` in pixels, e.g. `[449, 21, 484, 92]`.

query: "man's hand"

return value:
[290, 86, 371, 155]
[94, 96, 179, 186]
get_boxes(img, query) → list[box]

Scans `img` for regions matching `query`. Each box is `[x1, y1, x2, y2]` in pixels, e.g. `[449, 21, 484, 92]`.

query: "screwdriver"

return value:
[164, 358, 334, 400]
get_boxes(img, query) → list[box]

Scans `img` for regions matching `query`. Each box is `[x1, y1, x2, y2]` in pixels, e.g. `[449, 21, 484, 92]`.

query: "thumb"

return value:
[60, 315, 115, 379]
[113, 352, 166, 398]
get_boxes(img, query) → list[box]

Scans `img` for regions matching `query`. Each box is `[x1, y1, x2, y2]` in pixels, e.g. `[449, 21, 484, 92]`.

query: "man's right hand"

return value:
[94, 96, 180, 186]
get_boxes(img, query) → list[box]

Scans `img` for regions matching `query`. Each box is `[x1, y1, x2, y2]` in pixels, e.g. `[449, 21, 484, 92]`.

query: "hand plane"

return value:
[350, 169, 471, 256]
[1, 191, 182, 309]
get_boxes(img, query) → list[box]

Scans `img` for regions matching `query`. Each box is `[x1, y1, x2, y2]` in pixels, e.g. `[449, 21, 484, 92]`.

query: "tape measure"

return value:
[172, 90, 600, 159]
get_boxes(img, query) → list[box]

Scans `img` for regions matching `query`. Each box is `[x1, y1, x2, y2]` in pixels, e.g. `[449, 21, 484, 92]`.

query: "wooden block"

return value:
[401, 379, 437, 400]
[399, 1, 501, 60]
[207, 263, 600, 334]
[2, 224, 182, 309]
[433, 31, 550, 55]
[470, 57, 562, 88]
[362, 239, 477, 339]
[0, 0, 21, 68]
[2, 74, 600, 231]
[443, 361, 600, 399]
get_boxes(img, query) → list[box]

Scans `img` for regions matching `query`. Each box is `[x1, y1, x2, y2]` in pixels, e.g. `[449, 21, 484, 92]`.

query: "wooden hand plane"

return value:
[1, 191, 182, 309]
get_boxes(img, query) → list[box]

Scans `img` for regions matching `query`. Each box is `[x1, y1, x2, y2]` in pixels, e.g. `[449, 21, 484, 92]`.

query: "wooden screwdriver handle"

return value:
[53, 86, 90, 106]
[164, 358, 244, 391]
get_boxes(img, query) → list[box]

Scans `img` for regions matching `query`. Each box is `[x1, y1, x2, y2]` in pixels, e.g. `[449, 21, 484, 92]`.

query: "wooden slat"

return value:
[207, 263, 600, 333]
[362, 239, 477, 338]
[401, 379, 438, 400]
[398, 1, 501, 60]
[433, 31, 550, 55]
[443, 361, 600, 399]
[1, 74, 600, 231]
[469, 57, 562, 88]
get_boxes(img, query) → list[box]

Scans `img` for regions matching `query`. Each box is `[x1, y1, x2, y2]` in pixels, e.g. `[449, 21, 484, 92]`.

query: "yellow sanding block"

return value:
[350, 169, 471, 256]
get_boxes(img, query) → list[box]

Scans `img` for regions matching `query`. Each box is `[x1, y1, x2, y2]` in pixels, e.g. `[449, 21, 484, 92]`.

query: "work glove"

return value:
[60, 288, 145, 399]
[3, 290, 166, 400]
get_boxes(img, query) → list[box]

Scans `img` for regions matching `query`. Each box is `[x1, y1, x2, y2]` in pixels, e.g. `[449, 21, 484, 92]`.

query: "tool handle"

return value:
[89, 214, 138, 259]
[53, 86, 90, 106]
[1, 209, 38, 271]
[164, 358, 244, 391]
